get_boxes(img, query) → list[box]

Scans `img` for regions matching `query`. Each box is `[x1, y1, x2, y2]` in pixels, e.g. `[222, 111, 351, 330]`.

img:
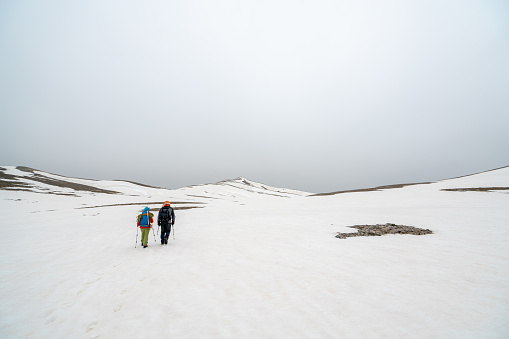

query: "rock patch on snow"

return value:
[336, 223, 433, 239]
[441, 187, 509, 192]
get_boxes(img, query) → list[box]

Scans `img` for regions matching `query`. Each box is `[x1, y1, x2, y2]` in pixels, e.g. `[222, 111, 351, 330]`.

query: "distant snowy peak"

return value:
[216, 176, 310, 197]
[233, 177, 256, 186]
[219, 177, 268, 189]
[177, 176, 310, 200]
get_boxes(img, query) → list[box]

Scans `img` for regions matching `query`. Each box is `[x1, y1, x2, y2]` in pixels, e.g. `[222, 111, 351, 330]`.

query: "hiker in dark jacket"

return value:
[158, 201, 175, 245]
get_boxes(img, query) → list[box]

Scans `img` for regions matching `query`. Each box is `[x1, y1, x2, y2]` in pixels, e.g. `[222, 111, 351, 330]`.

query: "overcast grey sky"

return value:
[1, 0, 508, 193]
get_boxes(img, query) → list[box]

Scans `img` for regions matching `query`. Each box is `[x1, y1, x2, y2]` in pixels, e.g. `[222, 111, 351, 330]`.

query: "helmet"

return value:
[164, 201, 171, 206]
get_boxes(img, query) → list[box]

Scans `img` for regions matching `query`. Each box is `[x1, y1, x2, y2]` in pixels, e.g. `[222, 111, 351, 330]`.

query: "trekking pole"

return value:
[135, 226, 139, 248]
[172, 223, 175, 240]
[152, 224, 156, 243]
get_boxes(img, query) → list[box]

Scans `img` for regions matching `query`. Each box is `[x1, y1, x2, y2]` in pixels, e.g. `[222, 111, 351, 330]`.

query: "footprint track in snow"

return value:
[45, 315, 56, 325]
[86, 321, 98, 333]
[77, 279, 100, 295]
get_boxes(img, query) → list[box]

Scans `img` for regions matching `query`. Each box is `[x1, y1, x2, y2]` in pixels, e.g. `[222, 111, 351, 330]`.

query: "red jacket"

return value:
[137, 210, 154, 229]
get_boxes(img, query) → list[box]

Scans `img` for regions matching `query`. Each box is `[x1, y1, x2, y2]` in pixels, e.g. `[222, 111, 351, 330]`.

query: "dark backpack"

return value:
[159, 207, 171, 222]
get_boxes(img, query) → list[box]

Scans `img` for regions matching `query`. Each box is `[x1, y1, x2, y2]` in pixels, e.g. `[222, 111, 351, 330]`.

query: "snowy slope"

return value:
[0, 166, 508, 338]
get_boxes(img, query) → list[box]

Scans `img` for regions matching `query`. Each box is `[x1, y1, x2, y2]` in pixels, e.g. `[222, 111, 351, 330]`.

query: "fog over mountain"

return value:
[1, 0, 508, 192]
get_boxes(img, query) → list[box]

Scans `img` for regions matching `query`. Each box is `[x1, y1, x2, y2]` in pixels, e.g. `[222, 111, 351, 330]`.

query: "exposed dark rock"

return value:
[16, 166, 36, 173]
[0, 168, 33, 190]
[336, 223, 433, 239]
[441, 187, 509, 192]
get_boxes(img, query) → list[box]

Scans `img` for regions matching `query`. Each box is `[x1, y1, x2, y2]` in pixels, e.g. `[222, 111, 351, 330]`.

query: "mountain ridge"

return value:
[1, 165, 508, 197]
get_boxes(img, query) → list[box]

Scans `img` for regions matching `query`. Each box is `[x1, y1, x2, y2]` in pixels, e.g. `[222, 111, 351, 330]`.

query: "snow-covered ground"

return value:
[0, 166, 508, 338]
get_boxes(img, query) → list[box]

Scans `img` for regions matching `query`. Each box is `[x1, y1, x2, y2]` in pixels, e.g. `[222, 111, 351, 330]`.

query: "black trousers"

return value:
[161, 222, 172, 239]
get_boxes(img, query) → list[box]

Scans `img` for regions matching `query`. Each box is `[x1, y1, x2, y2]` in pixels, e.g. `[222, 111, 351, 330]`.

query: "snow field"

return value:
[1, 168, 508, 338]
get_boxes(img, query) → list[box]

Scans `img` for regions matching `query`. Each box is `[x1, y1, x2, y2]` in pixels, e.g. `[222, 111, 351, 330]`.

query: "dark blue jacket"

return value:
[158, 206, 175, 225]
